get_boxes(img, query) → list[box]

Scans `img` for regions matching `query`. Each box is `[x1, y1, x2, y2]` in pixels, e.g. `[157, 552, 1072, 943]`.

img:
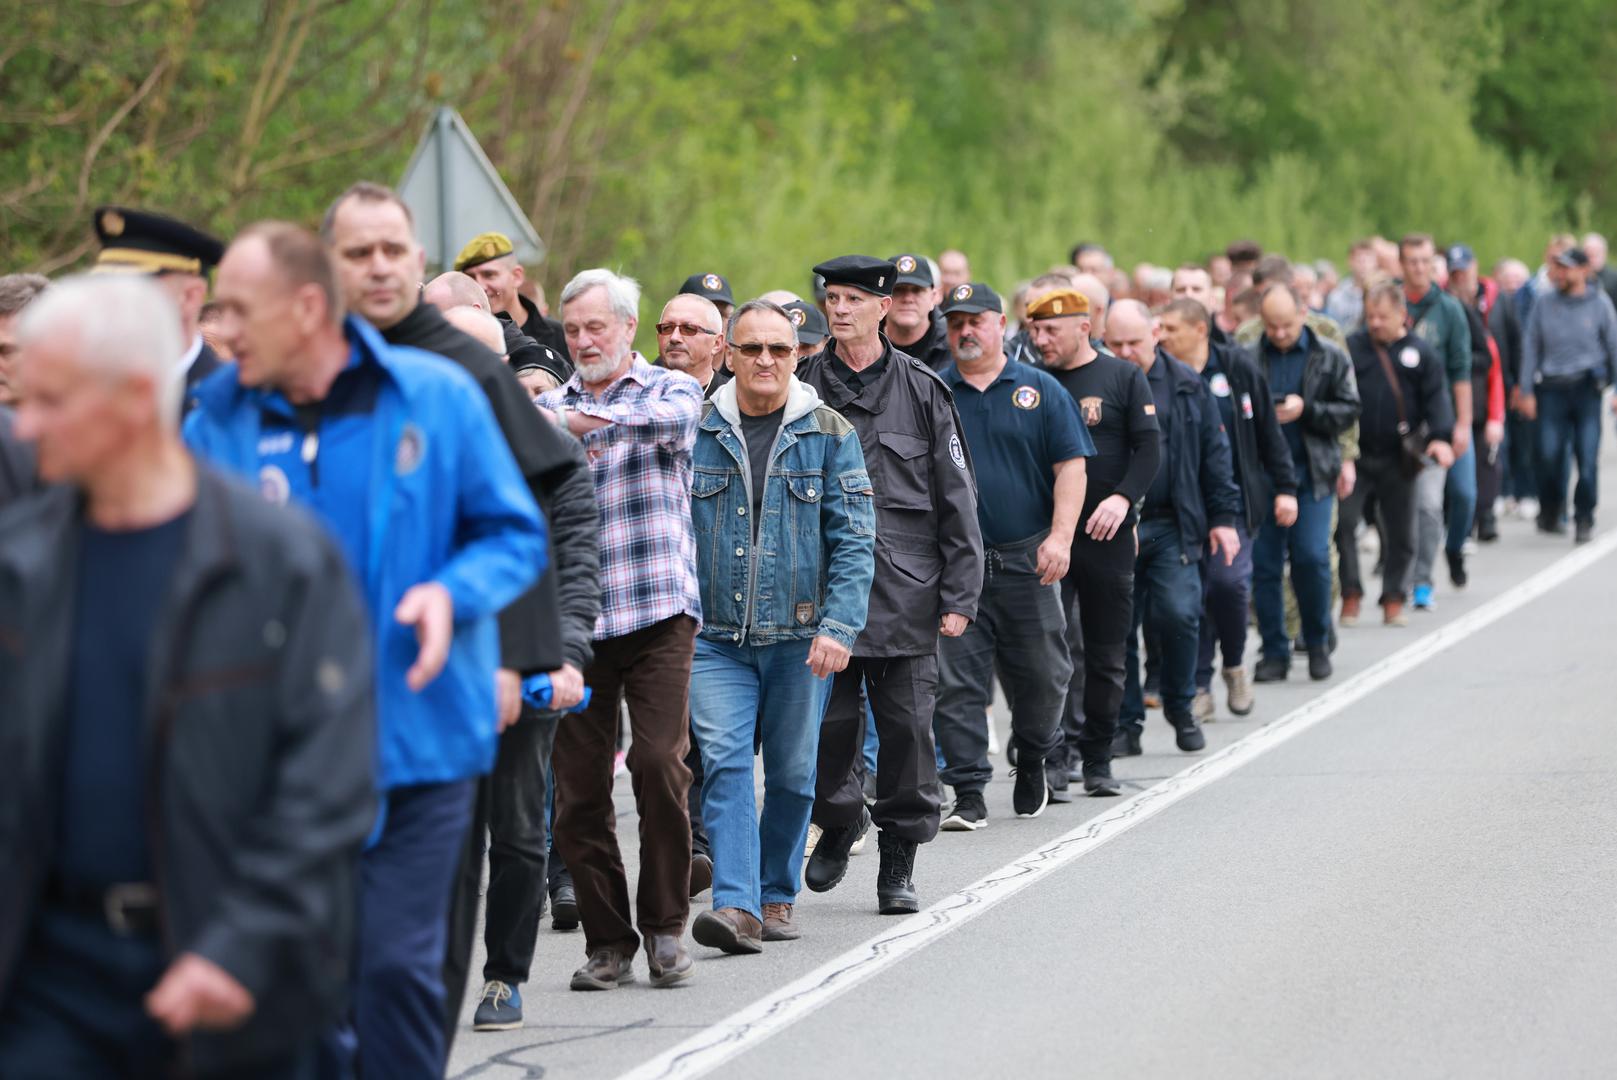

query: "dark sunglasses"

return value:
[655, 321, 719, 337]
[729, 342, 797, 360]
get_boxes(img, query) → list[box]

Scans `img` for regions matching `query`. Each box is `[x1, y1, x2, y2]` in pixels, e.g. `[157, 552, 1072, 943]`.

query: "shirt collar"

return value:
[941, 356, 1019, 389]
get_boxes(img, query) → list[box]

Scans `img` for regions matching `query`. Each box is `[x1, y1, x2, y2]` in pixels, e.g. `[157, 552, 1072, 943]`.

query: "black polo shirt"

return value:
[940, 358, 1094, 546]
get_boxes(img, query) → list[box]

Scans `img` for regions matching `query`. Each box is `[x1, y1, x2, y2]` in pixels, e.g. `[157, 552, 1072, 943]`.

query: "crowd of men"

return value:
[2, 193, 1615, 1078]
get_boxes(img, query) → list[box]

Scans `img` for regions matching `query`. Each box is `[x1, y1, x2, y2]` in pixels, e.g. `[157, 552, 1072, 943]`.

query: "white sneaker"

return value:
[1518, 497, 1541, 522]
[986, 710, 1000, 756]
[805, 823, 822, 857]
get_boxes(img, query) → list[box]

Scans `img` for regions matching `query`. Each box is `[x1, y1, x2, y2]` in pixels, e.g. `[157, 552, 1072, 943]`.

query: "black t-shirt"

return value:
[1046, 352, 1162, 522]
[55, 510, 192, 886]
[738, 404, 785, 526]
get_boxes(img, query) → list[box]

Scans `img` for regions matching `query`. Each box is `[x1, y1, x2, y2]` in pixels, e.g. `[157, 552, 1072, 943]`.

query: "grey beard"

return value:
[576, 343, 630, 383]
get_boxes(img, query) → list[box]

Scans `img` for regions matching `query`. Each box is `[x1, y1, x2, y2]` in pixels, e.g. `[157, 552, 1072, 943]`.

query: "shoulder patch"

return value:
[1012, 385, 1041, 410]
[813, 405, 855, 437]
[948, 432, 966, 469]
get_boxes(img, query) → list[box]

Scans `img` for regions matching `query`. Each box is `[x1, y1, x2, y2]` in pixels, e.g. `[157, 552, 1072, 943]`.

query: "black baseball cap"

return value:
[887, 253, 933, 288]
[1554, 247, 1591, 269]
[678, 272, 734, 305]
[1445, 243, 1476, 272]
[938, 282, 1003, 315]
[782, 300, 829, 345]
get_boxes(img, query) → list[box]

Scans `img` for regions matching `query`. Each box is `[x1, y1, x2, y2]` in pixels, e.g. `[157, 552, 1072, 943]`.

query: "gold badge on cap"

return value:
[703, 274, 722, 292]
[897, 256, 917, 274]
[790, 308, 806, 326]
[101, 209, 125, 237]
[953, 284, 972, 301]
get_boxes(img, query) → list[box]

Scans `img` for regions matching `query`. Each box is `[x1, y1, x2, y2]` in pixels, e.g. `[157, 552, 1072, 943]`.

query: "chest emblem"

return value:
[1241, 392, 1254, 419]
[1399, 347, 1421, 368]
[1079, 395, 1104, 426]
[1012, 385, 1041, 410]
[395, 422, 426, 476]
[258, 465, 291, 506]
[948, 432, 966, 470]
[1209, 372, 1231, 397]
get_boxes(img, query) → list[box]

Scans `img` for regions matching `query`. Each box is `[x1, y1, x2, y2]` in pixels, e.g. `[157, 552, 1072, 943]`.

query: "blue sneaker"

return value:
[472, 980, 522, 1031]
[1412, 583, 1434, 610]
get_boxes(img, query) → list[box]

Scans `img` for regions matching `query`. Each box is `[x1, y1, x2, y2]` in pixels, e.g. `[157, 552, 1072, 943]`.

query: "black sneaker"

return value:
[1011, 757, 1049, 818]
[1253, 656, 1289, 683]
[1446, 549, 1468, 588]
[876, 831, 919, 915]
[472, 980, 522, 1031]
[1082, 761, 1123, 797]
[550, 881, 580, 932]
[1307, 646, 1332, 681]
[804, 805, 869, 892]
[1575, 521, 1594, 544]
[1538, 515, 1566, 536]
[1169, 714, 1206, 753]
[940, 789, 988, 831]
[1112, 726, 1142, 757]
[1046, 761, 1073, 804]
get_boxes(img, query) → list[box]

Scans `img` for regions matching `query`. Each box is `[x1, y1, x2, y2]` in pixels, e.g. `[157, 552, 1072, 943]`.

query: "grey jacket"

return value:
[0, 406, 37, 507]
[1520, 286, 1617, 391]
[0, 468, 377, 1075]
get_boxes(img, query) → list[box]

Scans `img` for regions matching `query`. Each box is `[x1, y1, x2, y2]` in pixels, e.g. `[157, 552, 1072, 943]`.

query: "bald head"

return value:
[1070, 273, 1111, 335]
[658, 293, 724, 383]
[759, 289, 802, 306]
[1260, 284, 1306, 351]
[1102, 298, 1155, 370]
[444, 306, 507, 356]
[425, 271, 488, 312]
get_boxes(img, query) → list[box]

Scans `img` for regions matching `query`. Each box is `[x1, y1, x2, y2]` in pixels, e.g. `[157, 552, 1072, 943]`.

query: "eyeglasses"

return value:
[729, 342, 797, 360]
[655, 321, 719, 337]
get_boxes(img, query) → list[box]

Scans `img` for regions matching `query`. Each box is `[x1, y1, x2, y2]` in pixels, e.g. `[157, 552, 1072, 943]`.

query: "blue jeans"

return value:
[690, 637, 827, 918]
[1536, 380, 1603, 525]
[1121, 517, 1203, 725]
[1504, 411, 1538, 499]
[1444, 442, 1478, 555]
[1254, 485, 1334, 660]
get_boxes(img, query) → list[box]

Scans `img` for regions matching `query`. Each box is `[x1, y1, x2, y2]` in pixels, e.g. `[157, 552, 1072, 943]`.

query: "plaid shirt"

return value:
[539, 355, 703, 639]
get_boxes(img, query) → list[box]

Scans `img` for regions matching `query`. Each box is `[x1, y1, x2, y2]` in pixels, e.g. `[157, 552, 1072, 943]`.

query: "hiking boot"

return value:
[1112, 726, 1143, 757]
[1012, 756, 1050, 818]
[472, 980, 522, 1031]
[1308, 645, 1333, 681]
[1221, 666, 1254, 716]
[689, 853, 713, 899]
[1169, 713, 1206, 753]
[1082, 760, 1123, 797]
[691, 908, 763, 955]
[1446, 549, 1468, 588]
[550, 881, 580, 932]
[804, 805, 869, 892]
[876, 831, 920, 915]
[761, 903, 801, 941]
[1254, 656, 1289, 683]
[1192, 688, 1214, 722]
[569, 948, 634, 991]
[1339, 594, 1362, 626]
[1575, 520, 1594, 545]
[1383, 600, 1408, 627]
[940, 789, 988, 831]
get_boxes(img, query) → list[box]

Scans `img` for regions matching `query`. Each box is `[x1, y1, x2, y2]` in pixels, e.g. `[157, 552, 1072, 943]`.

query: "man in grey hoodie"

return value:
[1518, 246, 1617, 543]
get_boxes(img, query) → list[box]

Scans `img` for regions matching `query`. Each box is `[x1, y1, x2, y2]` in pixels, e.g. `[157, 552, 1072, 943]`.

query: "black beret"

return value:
[92, 206, 224, 276]
[939, 282, 1004, 316]
[812, 255, 898, 298]
[887, 253, 933, 288]
[678, 272, 734, 305]
[782, 300, 830, 345]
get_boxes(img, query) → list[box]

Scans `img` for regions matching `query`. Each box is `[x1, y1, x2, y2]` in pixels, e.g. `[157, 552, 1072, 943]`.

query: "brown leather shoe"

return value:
[761, 902, 800, 942]
[1340, 593, 1362, 626]
[689, 853, 713, 898]
[569, 947, 634, 991]
[1383, 600, 1408, 627]
[644, 933, 694, 987]
[691, 907, 763, 955]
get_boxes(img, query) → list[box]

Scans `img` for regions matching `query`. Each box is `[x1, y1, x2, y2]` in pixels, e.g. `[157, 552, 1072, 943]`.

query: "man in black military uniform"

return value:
[931, 283, 1093, 824]
[1031, 288, 1161, 796]
[90, 206, 226, 418]
[884, 253, 951, 371]
[679, 271, 736, 325]
[798, 255, 984, 914]
[455, 231, 571, 360]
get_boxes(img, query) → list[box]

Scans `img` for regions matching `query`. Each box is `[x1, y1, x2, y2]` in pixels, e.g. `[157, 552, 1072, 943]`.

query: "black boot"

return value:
[805, 805, 869, 893]
[876, 831, 919, 915]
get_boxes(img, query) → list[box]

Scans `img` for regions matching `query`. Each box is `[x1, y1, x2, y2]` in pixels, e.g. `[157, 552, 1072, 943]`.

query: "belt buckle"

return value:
[104, 882, 159, 936]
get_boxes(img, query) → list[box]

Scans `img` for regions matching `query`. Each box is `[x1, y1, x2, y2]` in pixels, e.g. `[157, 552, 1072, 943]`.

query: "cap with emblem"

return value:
[939, 281, 1003, 315]
[1024, 288, 1091, 320]
[887, 253, 934, 289]
[782, 300, 830, 345]
[812, 255, 898, 298]
[679, 272, 734, 306]
[1554, 246, 1591, 269]
[454, 232, 515, 272]
[1444, 243, 1476, 272]
[92, 207, 224, 277]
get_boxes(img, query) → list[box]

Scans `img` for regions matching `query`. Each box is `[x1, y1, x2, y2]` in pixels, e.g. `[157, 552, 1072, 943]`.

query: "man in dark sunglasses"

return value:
[656, 294, 729, 397]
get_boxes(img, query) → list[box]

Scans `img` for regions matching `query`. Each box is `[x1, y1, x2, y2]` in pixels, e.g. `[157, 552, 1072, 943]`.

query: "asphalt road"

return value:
[448, 458, 1617, 1080]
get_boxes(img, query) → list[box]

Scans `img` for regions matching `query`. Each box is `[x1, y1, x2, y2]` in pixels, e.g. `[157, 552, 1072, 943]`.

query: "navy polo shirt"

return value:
[941, 358, 1095, 546]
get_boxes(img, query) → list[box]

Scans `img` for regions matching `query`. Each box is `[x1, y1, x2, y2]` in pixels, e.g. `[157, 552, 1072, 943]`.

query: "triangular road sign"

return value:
[398, 106, 545, 270]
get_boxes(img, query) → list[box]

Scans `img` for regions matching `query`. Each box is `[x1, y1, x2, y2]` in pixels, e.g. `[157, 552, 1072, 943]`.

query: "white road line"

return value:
[616, 531, 1617, 1080]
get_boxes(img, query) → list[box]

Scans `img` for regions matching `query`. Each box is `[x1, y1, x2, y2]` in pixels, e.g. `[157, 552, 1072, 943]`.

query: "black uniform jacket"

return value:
[796, 335, 984, 656]
[0, 469, 377, 1075]
[0, 406, 37, 507]
[1206, 341, 1298, 534]
[384, 302, 600, 674]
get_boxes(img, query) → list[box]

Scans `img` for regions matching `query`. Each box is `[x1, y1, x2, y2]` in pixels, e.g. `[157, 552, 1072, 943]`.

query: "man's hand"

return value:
[1451, 424, 1472, 459]
[1484, 420, 1505, 448]
[1209, 525, 1241, 566]
[1336, 459, 1356, 500]
[1274, 493, 1299, 527]
[395, 582, 454, 692]
[565, 410, 611, 437]
[145, 953, 255, 1036]
[1426, 440, 1455, 468]
[1274, 394, 1305, 424]
[1034, 533, 1071, 585]
[939, 613, 969, 638]
[1518, 394, 1538, 421]
[1084, 493, 1132, 542]
[806, 635, 852, 678]
[546, 663, 585, 711]
[495, 668, 522, 731]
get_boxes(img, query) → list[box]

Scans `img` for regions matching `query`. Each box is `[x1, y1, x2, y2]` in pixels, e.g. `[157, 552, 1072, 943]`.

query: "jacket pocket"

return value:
[875, 430, 932, 511]
[690, 469, 731, 535]
[840, 471, 876, 537]
[883, 530, 942, 586]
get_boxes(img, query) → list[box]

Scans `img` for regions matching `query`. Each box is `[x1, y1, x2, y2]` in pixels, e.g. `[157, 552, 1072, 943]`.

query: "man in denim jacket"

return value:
[687, 300, 875, 952]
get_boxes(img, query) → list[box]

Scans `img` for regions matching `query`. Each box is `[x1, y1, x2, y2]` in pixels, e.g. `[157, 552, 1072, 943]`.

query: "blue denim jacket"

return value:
[691, 378, 875, 648]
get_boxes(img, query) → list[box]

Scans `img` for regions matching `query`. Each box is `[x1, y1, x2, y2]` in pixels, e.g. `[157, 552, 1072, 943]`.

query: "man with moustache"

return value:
[657, 292, 729, 396]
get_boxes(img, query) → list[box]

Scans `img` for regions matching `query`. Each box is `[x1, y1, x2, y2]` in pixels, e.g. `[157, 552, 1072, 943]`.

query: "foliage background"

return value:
[2, 0, 1613, 307]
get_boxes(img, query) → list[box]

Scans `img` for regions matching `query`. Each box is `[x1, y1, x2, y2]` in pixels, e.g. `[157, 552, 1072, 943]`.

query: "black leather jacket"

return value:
[1249, 332, 1360, 501]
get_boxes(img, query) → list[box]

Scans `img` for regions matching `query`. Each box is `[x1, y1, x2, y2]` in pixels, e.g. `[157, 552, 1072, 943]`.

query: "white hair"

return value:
[17, 274, 185, 425]
[560, 268, 641, 323]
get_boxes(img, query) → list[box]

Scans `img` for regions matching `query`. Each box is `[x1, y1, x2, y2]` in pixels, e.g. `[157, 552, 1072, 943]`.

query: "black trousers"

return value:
[1059, 528, 1136, 767]
[1338, 452, 1418, 604]
[934, 534, 1073, 793]
[812, 653, 943, 843]
[442, 706, 559, 1049]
